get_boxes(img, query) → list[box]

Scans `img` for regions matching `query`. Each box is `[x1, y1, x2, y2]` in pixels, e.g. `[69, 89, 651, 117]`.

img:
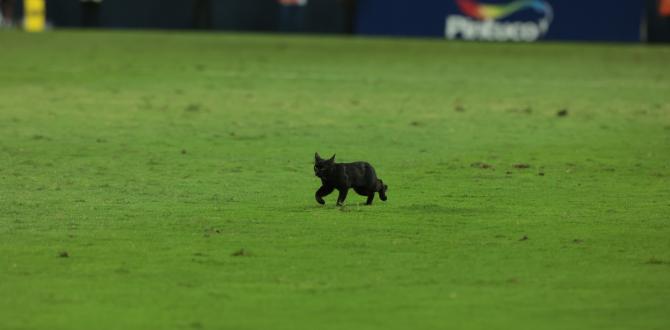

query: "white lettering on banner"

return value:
[445, 15, 552, 42]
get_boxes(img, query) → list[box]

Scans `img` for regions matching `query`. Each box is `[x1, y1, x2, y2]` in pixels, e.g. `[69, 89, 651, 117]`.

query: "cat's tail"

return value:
[378, 179, 388, 201]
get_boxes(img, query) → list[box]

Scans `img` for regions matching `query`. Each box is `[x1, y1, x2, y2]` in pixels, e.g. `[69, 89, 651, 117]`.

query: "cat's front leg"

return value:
[336, 188, 349, 206]
[315, 185, 334, 205]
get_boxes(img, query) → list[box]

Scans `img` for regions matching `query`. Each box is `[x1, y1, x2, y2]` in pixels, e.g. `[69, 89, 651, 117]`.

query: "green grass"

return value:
[1, 30, 669, 330]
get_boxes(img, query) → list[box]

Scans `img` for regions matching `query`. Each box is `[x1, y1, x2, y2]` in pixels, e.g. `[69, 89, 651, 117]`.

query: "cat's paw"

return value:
[316, 198, 325, 205]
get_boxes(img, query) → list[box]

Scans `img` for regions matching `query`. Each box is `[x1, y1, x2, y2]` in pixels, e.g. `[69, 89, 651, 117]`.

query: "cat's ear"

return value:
[315, 152, 322, 161]
[328, 154, 336, 162]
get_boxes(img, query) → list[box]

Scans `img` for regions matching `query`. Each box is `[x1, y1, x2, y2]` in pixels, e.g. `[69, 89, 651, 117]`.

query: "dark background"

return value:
[7, 0, 670, 42]
[356, 0, 646, 42]
[42, 0, 354, 33]
[647, 0, 670, 42]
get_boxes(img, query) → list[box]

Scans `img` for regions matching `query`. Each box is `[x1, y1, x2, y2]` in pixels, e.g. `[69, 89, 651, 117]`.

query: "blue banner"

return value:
[356, 0, 645, 42]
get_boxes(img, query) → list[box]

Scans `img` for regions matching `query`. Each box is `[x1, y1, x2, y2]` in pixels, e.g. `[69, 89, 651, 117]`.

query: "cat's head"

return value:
[314, 152, 335, 177]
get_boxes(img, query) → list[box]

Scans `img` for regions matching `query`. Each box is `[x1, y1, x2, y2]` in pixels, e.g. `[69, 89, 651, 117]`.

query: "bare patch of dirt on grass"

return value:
[471, 162, 494, 169]
[231, 248, 252, 257]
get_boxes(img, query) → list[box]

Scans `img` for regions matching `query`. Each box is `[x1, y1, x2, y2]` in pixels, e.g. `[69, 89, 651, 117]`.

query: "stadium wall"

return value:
[10, 0, 668, 42]
[44, 0, 352, 33]
[356, 0, 646, 42]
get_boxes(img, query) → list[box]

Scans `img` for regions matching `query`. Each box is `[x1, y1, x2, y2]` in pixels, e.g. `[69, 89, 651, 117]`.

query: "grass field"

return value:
[1, 30, 669, 330]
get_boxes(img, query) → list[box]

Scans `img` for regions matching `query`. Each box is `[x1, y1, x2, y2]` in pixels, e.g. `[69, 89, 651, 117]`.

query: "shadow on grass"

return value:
[288, 203, 487, 215]
[295, 203, 373, 212]
[400, 203, 489, 215]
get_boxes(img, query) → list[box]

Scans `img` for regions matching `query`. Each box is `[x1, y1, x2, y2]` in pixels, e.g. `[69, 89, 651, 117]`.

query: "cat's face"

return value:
[314, 153, 335, 177]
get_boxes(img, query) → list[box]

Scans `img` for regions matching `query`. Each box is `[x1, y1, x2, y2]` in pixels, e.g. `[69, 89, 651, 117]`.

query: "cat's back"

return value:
[341, 161, 377, 179]
[340, 161, 372, 170]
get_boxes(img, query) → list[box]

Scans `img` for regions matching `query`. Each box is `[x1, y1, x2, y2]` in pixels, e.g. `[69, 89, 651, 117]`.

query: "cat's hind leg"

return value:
[353, 187, 374, 205]
[366, 192, 375, 205]
[315, 185, 334, 205]
[353, 187, 368, 196]
[336, 188, 349, 206]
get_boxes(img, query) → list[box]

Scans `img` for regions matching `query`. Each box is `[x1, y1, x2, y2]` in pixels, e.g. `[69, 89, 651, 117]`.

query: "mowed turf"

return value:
[1, 30, 669, 330]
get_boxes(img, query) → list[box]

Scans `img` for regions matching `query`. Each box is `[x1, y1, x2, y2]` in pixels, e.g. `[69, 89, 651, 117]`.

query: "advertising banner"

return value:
[356, 0, 645, 42]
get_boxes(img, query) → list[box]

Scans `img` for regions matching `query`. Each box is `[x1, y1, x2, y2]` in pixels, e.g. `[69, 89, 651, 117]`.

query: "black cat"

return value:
[314, 153, 388, 206]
